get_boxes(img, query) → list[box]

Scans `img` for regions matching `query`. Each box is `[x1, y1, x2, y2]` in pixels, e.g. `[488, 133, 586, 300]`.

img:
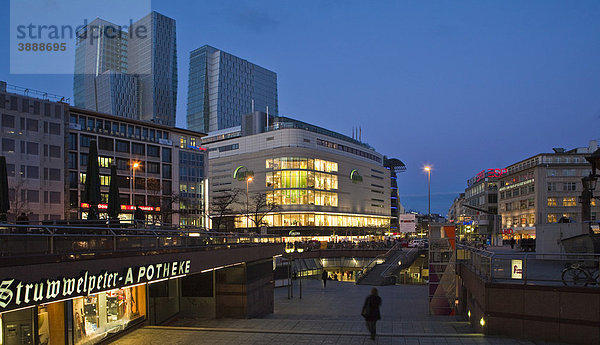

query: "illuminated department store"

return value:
[203, 112, 392, 237]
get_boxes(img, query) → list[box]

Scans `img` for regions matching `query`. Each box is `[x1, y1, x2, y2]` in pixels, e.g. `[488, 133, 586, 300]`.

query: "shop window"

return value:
[547, 214, 558, 223]
[72, 286, 146, 345]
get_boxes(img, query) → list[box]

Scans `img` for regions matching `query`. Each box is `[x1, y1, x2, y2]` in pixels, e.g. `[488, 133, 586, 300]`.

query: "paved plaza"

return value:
[112, 279, 566, 344]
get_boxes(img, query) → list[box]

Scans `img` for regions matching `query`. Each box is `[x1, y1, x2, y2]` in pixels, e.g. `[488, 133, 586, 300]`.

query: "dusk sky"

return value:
[1, 0, 599, 215]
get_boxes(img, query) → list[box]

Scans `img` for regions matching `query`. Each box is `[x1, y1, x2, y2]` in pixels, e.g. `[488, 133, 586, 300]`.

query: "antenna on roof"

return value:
[359, 126, 362, 142]
[266, 106, 269, 130]
[251, 99, 254, 112]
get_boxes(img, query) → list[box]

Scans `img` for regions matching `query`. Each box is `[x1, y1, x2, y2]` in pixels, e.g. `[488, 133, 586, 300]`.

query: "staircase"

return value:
[356, 245, 423, 286]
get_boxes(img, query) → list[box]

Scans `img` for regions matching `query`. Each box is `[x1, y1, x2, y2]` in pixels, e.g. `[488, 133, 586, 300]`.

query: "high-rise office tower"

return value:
[129, 12, 177, 126]
[73, 12, 177, 126]
[187, 45, 278, 133]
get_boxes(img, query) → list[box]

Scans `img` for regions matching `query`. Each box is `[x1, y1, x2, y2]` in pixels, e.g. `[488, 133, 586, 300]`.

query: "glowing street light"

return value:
[424, 166, 431, 217]
[131, 161, 141, 192]
[246, 175, 253, 230]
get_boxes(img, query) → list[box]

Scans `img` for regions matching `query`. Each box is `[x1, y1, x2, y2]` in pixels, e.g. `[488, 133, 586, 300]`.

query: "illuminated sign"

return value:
[511, 259, 523, 279]
[0, 260, 191, 313]
[80, 203, 160, 212]
[478, 169, 508, 181]
[399, 214, 416, 232]
[349, 169, 363, 183]
[187, 145, 207, 151]
[502, 228, 514, 234]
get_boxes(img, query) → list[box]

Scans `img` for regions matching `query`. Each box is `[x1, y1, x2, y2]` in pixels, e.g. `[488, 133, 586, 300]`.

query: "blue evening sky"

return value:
[1, 0, 599, 215]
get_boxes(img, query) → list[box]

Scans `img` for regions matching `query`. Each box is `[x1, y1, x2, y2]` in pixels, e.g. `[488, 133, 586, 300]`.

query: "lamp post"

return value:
[132, 161, 140, 191]
[424, 166, 431, 217]
[246, 175, 253, 231]
[582, 149, 600, 233]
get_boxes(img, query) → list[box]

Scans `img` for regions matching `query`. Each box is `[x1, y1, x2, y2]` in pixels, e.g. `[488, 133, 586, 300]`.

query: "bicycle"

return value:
[561, 262, 599, 287]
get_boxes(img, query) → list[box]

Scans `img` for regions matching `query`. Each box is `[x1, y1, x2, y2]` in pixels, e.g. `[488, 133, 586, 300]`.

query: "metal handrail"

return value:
[457, 244, 600, 286]
[355, 242, 403, 283]
[0, 223, 283, 258]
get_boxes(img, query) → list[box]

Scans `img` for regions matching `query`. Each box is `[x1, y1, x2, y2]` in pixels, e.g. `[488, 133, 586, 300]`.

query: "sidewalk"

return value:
[112, 279, 565, 344]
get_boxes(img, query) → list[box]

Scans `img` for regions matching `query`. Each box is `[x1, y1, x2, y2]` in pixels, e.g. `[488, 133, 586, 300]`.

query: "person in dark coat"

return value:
[133, 206, 145, 228]
[362, 287, 382, 340]
[321, 270, 328, 288]
[510, 237, 516, 249]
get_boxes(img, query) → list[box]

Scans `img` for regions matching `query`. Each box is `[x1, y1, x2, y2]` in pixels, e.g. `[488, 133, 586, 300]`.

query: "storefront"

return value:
[0, 259, 190, 345]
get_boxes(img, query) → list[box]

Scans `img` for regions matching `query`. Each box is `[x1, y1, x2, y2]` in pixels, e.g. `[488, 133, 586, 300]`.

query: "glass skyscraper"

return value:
[73, 12, 177, 126]
[187, 45, 278, 133]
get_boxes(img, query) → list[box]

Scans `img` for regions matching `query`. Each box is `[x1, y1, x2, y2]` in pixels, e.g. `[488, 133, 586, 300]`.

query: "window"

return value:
[26, 166, 39, 179]
[27, 190, 39, 203]
[50, 123, 60, 135]
[98, 157, 113, 168]
[68, 133, 77, 150]
[547, 214, 558, 223]
[520, 200, 527, 209]
[26, 142, 38, 155]
[116, 140, 129, 153]
[1, 114, 14, 128]
[563, 182, 577, 191]
[49, 168, 60, 181]
[562, 169, 576, 177]
[547, 198, 557, 207]
[147, 145, 160, 157]
[505, 202, 512, 211]
[80, 135, 92, 148]
[98, 137, 114, 151]
[162, 148, 171, 163]
[162, 164, 172, 179]
[26, 119, 38, 132]
[563, 197, 577, 207]
[147, 162, 160, 174]
[2, 138, 15, 152]
[547, 182, 557, 191]
[49, 192, 61, 204]
[116, 158, 128, 170]
[7, 164, 15, 177]
[68, 152, 77, 169]
[49, 145, 61, 158]
[132, 143, 145, 155]
[80, 153, 88, 166]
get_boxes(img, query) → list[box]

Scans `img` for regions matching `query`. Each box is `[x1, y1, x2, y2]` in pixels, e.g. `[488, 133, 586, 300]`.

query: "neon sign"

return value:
[475, 168, 508, 182]
[80, 203, 160, 212]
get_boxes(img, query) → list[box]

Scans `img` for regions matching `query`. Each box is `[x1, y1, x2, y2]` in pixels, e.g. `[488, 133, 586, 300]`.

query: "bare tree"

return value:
[247, 192, 280, 233]
[208, 188, 242, 231]
[8, 178, 30, 221]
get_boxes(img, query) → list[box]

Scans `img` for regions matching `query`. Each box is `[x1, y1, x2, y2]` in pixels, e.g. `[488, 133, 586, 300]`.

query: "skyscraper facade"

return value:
[73, 12, 177, 126]
[129, 12, 178, 126]
[187, 45, 278, 133]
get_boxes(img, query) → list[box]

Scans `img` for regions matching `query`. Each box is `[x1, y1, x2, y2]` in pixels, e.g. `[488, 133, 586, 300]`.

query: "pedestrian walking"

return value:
[321, 270, 328, 288]
[361, 288, 382, 340]
[510, 237, 515, 250]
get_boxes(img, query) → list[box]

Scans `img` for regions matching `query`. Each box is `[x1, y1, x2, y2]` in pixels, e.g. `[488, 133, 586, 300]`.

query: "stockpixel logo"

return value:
[10, 0, 150, 74]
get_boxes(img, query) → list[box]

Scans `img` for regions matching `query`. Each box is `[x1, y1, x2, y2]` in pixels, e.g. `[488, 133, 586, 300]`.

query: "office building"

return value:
[73, 12, 177, 126]
[203, 112, 390, 235]
[461, 169, 502, 241]
[67, 107, 206, 227]
[498, 141, 600, 239]
[187, 45, 278, 133]
[128, 12, 178, 126]
[0, 88, 67, 222]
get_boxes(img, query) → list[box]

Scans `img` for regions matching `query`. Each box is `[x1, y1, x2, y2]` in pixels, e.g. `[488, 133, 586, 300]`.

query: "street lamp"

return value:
[246, 175, 253, 231]
[582, 149, 600, 232]
[424, 166, 431, 217]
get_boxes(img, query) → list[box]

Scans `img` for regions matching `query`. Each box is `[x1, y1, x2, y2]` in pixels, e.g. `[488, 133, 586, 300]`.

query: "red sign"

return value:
[476, 168, 508, 182]
[502, 228, 514, 234]
[80, 203, 160, 212]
